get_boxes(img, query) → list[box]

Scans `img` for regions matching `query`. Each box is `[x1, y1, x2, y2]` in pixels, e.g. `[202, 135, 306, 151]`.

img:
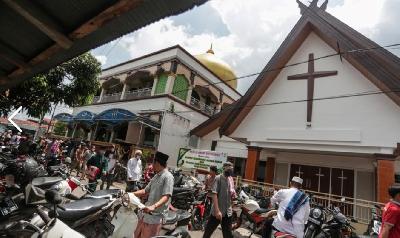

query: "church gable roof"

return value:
[220, 0, 400, 136]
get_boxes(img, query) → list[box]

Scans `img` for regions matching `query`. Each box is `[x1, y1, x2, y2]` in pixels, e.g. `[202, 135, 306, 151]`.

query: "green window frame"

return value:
[155, 73, 168, 94]
[172, 75, 189, 101]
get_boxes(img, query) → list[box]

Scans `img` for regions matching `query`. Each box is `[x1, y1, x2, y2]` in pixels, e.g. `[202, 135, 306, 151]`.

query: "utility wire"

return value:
[167, 43, 400, 96]
[174, 88, 400, 114]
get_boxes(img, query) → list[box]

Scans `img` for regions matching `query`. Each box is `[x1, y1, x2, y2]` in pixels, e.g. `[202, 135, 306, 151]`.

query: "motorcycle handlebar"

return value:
[36, 206, 51, 224]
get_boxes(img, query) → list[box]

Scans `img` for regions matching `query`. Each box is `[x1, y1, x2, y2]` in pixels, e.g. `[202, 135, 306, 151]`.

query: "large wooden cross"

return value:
[287, 53, 338, 123]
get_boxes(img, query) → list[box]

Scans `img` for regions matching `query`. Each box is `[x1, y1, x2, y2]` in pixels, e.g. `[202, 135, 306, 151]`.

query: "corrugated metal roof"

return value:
[0, 0, 207, 90]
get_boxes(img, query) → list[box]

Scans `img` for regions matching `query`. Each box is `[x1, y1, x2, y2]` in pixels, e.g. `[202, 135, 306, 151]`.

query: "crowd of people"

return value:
[1, 129, 399, 238]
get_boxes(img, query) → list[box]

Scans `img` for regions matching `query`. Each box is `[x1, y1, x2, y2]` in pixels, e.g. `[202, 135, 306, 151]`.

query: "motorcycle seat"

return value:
[254, 208, 270, 214]
[88, 189, 120, 198]
[57, 198, 109, 221]
[164, 210, 178, 225]
[32, 177, 63, 187]
[172, 187, 193, 194]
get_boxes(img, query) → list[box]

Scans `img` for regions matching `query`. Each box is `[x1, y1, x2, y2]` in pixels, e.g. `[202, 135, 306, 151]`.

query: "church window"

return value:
[155, 73, 168, 94]
[172, 75, 189, 101]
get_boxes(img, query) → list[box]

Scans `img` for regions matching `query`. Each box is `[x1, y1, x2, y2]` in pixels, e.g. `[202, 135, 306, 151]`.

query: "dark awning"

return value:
[53, 113, 73, 122]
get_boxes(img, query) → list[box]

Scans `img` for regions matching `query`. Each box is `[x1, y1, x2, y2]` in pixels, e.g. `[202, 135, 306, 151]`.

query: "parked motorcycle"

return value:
[314, 206, 358, 238]
[190, 190, 212, 230]
[232, 188, 272, 237]
[364, 205, 382, 238]
[304, 200, 326, 238]
[3, 187, 126, 238]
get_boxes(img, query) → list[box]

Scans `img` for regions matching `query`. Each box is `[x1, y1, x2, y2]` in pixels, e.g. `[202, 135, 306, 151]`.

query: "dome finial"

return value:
[206, 43, 214, 54]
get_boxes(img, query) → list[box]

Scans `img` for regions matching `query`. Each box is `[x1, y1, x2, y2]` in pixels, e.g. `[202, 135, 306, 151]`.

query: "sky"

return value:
[13, 0, 400, 123]
[91, 0, 400, 95]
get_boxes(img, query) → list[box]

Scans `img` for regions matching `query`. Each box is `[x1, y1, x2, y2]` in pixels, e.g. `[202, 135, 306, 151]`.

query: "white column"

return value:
[64, 128, 69, 137]
[186, 85, 193, 104]
[92, 122, 99, 140]
[120, 84, 127, 100]
[71, 124, 78, 138]
[87, 130, 92, 141]
[151, 77, 158, 96]
[165, 74, 175, 94]
[99, 88, 105, 102]
[109, 130, 115, 143]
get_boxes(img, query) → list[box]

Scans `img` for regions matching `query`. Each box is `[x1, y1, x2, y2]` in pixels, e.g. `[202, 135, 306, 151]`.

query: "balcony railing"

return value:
[102, 92, 122, 103]
[124, 88, 152, 100]
[190, 97, 217, 116]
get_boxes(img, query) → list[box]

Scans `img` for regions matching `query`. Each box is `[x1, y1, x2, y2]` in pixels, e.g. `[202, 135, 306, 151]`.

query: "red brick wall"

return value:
[377, 159, 395, 203]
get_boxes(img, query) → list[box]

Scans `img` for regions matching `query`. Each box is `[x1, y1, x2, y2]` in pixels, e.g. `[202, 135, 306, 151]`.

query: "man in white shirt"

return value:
[271, 176, 310, 238]
[126, 149, 142, 192]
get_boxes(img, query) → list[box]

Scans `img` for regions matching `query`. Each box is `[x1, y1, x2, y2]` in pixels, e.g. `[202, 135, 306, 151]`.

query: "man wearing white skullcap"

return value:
[270, 176, 310, 238]
[126, 149, 143, 192]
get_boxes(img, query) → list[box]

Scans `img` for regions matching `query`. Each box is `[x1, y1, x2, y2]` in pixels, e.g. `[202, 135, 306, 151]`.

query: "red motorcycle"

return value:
[232, 189, 273, 237]
[191, 190, 212, 230]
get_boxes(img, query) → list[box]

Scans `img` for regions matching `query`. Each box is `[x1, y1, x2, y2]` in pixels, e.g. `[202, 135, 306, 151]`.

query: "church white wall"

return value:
[232, 32, 400, 154]
[198, 129, 248, 158]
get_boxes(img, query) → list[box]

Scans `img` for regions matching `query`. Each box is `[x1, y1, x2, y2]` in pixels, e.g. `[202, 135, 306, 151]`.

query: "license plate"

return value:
[0, 197, 18, 216]
[308, 217, 321, 225]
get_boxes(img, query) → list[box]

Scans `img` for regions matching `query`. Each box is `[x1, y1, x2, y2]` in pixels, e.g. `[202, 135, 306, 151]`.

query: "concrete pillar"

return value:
[120, 84, 127, 100]
[109, 129, 115, 143]
[265, 157, 276, 184]
[186, 85, 193, 104]
[245, 146, 261, 181]
[151, 77, 158, 96]
[87, 130, 92, 141]
[99, 88, 105, 102]
[71, 123, 78, 138]
[166, 74, 175, 94]
[91, 122, 99, 141]
[376, 157, 396, 203]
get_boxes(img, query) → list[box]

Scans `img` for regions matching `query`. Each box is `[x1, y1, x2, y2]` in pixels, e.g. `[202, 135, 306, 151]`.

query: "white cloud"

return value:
[95, 55, 108, 65]
[94, 0, 398, 94]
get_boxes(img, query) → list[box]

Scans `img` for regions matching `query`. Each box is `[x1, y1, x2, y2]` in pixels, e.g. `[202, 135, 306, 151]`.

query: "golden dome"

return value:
[195, 45, 237, 89]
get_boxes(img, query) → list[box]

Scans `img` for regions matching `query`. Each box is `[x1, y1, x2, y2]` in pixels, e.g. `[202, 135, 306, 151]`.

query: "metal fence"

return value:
[235, 177, 383, 224]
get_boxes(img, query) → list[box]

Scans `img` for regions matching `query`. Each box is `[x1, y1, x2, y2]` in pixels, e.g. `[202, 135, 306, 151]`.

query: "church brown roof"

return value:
[215, 0, 400, 136]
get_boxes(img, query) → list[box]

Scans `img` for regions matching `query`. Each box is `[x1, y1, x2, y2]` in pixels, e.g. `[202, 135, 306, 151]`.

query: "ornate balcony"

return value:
[102, 92, 122, 103]
[190, 97, 217, 116]
[124, 88, 152, 100]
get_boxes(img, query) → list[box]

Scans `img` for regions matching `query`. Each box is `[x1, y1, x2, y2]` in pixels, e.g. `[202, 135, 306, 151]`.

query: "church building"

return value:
[191, 0, 400, 203]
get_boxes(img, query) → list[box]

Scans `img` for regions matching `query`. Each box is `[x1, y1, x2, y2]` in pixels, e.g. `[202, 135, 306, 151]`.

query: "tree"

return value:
[0, 52, 101, 118]
[53, 121, 67, 136]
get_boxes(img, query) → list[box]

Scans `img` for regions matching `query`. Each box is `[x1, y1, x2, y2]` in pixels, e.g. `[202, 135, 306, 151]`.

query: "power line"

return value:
[174, 88, 400, 114]
[168, 42, 400, 96]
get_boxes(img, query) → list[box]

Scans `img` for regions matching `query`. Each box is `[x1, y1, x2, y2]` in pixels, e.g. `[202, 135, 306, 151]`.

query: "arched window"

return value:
[172, 75, 189, 101]
[155, 73, 168, 94]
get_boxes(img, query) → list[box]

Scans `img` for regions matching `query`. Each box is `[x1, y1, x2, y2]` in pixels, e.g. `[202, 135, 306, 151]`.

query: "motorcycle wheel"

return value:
[231, 212, 242, 230]
[191, 207, 203, 231]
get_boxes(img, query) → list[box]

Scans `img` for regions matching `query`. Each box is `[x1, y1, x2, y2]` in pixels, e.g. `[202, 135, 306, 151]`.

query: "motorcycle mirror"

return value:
[45, 190, 62, 205]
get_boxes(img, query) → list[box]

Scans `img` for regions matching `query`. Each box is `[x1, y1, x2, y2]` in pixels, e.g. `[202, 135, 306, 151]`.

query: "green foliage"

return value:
[0, 52, 101, 118]
[53, 121, 67, 136]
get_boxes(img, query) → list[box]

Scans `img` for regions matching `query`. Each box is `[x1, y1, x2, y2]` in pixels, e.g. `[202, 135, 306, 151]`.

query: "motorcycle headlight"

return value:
[312, 208, 322, 219]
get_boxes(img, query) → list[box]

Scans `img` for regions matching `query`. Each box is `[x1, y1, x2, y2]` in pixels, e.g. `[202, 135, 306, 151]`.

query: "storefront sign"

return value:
[177, 148, 227, 170]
